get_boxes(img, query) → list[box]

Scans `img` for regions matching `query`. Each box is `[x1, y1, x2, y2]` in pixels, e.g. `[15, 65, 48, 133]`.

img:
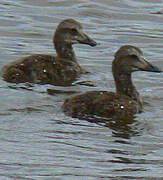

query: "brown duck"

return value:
[62, 45, 162, 120]
[1, 19, 97, 86]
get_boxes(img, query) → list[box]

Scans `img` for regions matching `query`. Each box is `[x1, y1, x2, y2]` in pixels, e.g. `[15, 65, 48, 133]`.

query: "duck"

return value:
[62, 45, 162, 120]
[1, 18, 97, 86]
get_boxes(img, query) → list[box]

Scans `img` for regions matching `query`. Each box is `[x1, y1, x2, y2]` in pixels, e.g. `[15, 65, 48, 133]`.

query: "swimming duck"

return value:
[1, 19, 97, 86]
[62, 45, 162, 120]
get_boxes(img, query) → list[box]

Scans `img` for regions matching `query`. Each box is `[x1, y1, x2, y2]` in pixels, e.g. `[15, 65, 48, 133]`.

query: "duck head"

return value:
[54, 19, 97, 47]
[113, 45, 162, 74]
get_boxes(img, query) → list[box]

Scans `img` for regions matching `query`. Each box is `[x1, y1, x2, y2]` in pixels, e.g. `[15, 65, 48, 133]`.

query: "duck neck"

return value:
[54, 40, 77, 62]
[113, 72, 142, 109]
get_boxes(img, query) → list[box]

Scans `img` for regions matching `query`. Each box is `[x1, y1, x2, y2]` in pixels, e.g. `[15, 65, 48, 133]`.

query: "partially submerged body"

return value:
[62, 45, 162, 120]
[1, 54, 83, 86]
[1, 19, 97, 86]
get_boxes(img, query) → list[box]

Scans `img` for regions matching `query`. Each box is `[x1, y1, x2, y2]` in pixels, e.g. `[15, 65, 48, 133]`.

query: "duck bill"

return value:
[76, 31, 97, 47]
[138, 56, 162, 73]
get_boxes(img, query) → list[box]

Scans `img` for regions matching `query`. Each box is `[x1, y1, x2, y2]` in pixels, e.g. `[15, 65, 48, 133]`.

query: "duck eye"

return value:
[130, 55, 138, 59]
[71, 28, 78, 35]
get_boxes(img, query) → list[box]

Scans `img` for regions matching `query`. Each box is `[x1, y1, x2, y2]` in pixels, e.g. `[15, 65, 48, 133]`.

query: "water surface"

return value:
[0, 0, 163, 179]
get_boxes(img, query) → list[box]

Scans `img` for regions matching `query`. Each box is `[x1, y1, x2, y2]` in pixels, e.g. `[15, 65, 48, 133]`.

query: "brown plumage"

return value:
[62, 45, 162, 120]
[1, 19, 97, 86]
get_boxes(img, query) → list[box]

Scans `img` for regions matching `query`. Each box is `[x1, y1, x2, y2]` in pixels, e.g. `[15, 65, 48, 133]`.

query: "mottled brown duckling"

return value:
[1, 19, 97, 86]
[62, 45, 162, 120]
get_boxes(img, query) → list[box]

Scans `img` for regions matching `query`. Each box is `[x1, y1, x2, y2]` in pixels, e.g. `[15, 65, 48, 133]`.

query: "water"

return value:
[0, 0, 163, 179]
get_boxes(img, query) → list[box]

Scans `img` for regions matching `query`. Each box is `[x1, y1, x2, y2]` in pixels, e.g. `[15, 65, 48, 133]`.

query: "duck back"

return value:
[62, 91, 138, 120]
[1, 54, 82, 86]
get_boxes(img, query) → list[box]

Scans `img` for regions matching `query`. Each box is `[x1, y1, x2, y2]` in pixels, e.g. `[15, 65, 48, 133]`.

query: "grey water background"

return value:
[0, 0, 163, 179]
